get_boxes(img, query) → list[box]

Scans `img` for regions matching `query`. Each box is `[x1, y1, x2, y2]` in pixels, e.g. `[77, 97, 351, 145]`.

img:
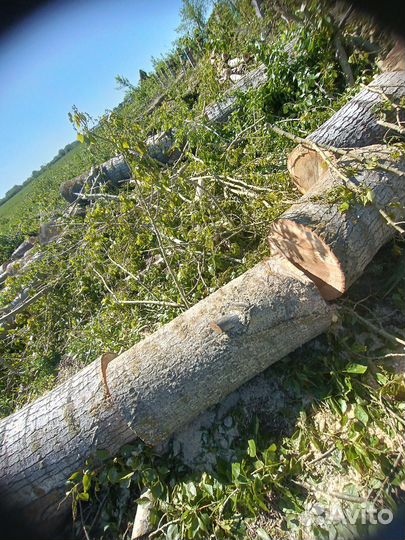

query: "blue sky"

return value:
[0, 0, 182, 197]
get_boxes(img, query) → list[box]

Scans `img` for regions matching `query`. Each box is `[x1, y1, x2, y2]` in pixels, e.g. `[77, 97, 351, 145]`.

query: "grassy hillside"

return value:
[0, 1, 404, 539]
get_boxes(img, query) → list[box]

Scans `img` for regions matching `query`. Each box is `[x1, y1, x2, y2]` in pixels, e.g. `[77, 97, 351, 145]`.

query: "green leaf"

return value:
[365, 188, 375, 203]
[68, 471, 82, 482]
[248, 439, 257, 458]
[344, 363, 368, 374]
[77, 133, 85, 143]
[82, 473, 91, 493]
[232, 462, 241, 482]
[119, 471, 134, 482]
[136, 496, 151, 506]
[355, 404, 369, 426]
[166, 523, 180, 540]
[185, 481, 197, 499]
[257, 527, 272, 540]
[339, 201, 350, 213]
[78, 492, 89, 501]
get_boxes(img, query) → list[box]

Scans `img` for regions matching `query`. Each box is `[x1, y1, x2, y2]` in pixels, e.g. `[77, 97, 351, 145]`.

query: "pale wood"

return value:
[270, 145, 405, 300]
[288, 71, 405, 193]
[131, 488, 153, 539]
[0, 258, 333, 525]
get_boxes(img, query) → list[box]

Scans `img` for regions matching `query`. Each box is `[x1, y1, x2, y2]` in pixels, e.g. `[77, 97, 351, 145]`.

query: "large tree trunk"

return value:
[60, 155, 132, 203]
[288, 71, 405, 193]
[270, 145, 405, 300]
[0, 257, 333, 525]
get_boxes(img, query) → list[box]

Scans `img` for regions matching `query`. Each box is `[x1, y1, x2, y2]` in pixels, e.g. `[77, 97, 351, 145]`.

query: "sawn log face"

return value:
[288, 71, 405, 193]
[270, 146, 405, 299]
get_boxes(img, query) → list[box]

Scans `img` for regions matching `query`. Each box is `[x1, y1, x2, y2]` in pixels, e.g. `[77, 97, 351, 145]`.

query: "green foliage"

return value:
[1, 2, 402, 539]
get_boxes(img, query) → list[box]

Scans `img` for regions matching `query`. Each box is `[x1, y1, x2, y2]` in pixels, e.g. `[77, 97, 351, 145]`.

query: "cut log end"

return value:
[287, 145, 333, 194]
[269, 219, 346, 300]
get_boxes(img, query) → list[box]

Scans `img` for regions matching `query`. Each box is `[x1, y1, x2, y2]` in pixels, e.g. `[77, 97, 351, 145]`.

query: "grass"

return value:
[0, 144, 91, 236]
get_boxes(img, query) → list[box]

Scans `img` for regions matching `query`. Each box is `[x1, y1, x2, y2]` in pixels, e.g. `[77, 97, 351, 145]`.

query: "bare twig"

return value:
[120, 178, 190, 308]
[93, 268, 183, 308]
[225, 115, 265, 151]
[0, 287, 48, 327]
[340, 306, 405, 347]
[377, 120, 405, 135]
[379, 209, 405, 235]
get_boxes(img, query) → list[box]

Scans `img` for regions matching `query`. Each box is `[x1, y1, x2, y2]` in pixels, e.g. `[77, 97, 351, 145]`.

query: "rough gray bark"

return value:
[0, 248, 40, 286]
[288, 71, 405, 193]
[60, 134, 180, 203]
[251, 0, 264, 19]
[270, 145, 405, 300]
[60, 155, 132, 203]
[205, 64, 268, 123]
[10, 239, 35, 261]
[146, 131, 181, 164]
[0, 287, 47, 333]
[0, 258, 333, 524]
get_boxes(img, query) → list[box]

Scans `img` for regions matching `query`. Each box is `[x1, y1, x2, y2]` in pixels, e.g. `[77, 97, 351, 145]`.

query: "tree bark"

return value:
[10, 239, 35, 261]
[288, 71, 405, 193]
[60, 134, 180, 203]
[251, 0, 264, 19]
[0, 257, 333, 525]
[205, 64, 268, 123]
[60, 155, 132, 203]
[270, 145, 405, 300]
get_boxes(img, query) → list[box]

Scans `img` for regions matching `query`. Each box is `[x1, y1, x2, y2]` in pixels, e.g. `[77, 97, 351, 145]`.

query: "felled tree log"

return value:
[0, 257, 333, 525]
[0, 248, 41, 286]
[288, 71, 405, 193]
[10, 239, 35, 261]
[380, 40, 405, 72]
[205, 64, 268, 123]
[146, 131, 181, 164]
[270, 145, 405, 300]
[60, 133, 180, 203]
[60, 155, 132, 203]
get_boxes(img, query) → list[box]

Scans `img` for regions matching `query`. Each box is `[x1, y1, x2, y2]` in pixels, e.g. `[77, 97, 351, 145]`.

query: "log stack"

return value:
[1, 48, 405, 535]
